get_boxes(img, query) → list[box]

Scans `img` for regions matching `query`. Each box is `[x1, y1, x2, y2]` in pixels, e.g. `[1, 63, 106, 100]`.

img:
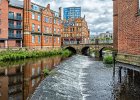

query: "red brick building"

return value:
[62, 17, 90, 45]
[24, 0, 62, 49]
[113, 0, 140, 65]
[0, 0, 23, 48]
[0, 0, 62, 49]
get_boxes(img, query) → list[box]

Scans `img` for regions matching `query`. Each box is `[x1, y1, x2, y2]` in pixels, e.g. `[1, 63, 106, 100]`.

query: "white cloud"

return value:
[29, 0, 113, 35]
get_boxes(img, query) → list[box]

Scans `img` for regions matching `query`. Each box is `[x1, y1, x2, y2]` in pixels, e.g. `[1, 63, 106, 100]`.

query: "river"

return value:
[0, 55, 140, 100]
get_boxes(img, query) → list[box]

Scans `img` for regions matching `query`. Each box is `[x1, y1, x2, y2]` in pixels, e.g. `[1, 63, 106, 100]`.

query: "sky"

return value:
[21, 0, 113, 35]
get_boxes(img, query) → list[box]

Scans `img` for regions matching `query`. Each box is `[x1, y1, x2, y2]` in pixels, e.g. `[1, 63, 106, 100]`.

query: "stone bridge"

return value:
[62, 43, 113, 56]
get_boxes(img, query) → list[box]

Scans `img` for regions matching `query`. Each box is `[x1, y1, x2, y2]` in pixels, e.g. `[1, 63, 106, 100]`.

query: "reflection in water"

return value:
[1, 55, 140, 100]
[0, 56, 62, 100]
[31, 55, 140, 100]
[113, 63, 140, 100]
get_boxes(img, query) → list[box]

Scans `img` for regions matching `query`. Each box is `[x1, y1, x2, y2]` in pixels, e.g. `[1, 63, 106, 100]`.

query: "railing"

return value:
[16, 17, 22, 20]
[8, 33, 22, 39]
[8, 15, 22, 20]
[9, 24, 22, 29]
[8, 15, 14, 20]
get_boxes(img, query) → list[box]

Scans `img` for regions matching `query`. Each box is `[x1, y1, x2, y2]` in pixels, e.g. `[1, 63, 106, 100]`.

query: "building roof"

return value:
[9, 0, 23, 8]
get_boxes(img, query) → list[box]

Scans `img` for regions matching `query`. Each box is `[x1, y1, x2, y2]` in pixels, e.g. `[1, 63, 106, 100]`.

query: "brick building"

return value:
[24, 0, 62, 49]
[0, 0, 62, 49]
[62, 17, 90, 45]
[0, 0, 23, 48]
[113, 0, 140, 65]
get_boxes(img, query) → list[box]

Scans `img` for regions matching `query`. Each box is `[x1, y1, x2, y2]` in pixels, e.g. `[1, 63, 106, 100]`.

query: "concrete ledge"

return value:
[116, 53, 140, 66]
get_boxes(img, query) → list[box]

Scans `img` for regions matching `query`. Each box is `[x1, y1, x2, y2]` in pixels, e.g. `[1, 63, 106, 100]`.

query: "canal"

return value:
[0, 55, 140, 100]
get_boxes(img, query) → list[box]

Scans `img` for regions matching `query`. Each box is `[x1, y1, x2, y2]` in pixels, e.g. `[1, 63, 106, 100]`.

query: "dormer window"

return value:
[32, 5, 40, 11]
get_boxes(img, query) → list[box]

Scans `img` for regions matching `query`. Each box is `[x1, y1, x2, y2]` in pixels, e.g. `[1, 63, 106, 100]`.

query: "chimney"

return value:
[47, 4, 50, 9]
[59, 7, 62, 18]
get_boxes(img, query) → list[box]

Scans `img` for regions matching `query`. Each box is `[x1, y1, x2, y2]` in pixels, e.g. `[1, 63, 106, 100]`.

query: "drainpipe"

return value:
[41, 9, 43, 49]
[52, 13, 54, 49]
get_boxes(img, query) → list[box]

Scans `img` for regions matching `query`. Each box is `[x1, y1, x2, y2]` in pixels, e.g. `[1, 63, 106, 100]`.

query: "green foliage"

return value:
[43, 68, 50, 76]
[103, 55, 113, 64]
[90, 50, 99, 57]
[0, 49, 72, 61]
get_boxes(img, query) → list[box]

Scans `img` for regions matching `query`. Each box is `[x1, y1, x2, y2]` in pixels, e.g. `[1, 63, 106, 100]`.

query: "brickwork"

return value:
[23, 0, 62, 49]
[114, 0, 140, 55]
[0, 0, 9, 48]
[0, 0, 8, 39]
[62, 17, 90, 45]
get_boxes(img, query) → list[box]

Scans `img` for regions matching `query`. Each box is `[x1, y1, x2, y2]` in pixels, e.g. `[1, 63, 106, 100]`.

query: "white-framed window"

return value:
[32, 24, 35, 32]
[58, 29, 60, 34]
[32, 79, 35, 87]
[37, 67, 41, 74]
[38, 14, 41, 21]
[45, 26, 49, 33]
[58, 37, 60, 43]
[45, 36, 48, 43]
[54, 19, 56, 24]
[38, 35, 41, 43]
[54, 28, 56, 33]
[38, 25, 40, 32]
[54, 37, 56, 43]
[32, 12, 35, 19]
[32, 35, 35, 43]
[32, 68, 35, 76]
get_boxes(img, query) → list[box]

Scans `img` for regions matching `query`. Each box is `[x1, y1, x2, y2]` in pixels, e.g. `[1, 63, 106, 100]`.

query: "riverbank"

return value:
[0, 49, 72, 61]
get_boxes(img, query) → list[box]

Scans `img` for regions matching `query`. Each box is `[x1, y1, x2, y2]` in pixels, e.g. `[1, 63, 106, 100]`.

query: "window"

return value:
[45, 36, 48, 43]
[54, 37, 56, 43]
[38, 14, 41, 21]
[54, 19, 56, 24]
[0, 29, 1, 34]
[9, 12, 14, 19]
[54, 28, 56, 33]
[58, 37, 60, 43]
[32, 5, 40, 11]
[38, 25, 40, 32]
[8, 29, 14, 37]
[16, 13, 21, 19]
[37, 67, 41, 74]
[45, 17, 49, 22]
[17, 21, 21, 28]
[38, 36, 41, 43]
[0, 0, 1, 4]
[16, 30, 21, 38]
[32, 24, 35, 32]
[0, 19, 1, 25]
[58, 29, 60, 34]
[32, 13, 35, 19]
[32, 35, 35, 43]
[0, 9, 1, 15]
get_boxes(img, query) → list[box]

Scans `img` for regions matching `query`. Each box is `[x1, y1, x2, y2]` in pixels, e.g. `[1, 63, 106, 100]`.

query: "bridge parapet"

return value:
[62, 43, 113, 54]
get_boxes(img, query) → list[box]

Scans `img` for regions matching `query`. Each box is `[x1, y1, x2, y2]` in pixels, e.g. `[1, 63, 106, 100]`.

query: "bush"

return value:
[43, 68, 50, 76]
[103, 55, 113, 64]
[0, 49, 72, 61]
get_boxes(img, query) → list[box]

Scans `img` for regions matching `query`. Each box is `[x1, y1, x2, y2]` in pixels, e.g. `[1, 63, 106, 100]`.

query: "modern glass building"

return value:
[63, 7, 81, 20]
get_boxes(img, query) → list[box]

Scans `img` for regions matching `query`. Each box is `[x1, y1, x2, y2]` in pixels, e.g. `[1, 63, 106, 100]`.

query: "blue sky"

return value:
[28, 0, 113, 35]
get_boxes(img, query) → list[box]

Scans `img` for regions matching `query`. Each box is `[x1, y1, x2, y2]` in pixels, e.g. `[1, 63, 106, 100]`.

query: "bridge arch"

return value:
[81, 46, 90, 55]
[65, 46, 77, 54]
[99, 47, 113, 58]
